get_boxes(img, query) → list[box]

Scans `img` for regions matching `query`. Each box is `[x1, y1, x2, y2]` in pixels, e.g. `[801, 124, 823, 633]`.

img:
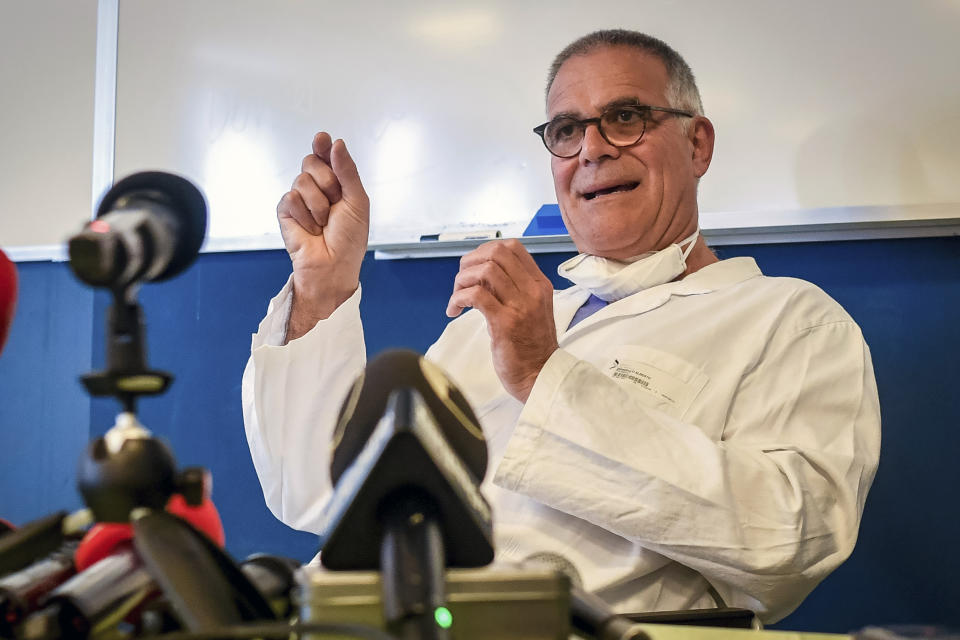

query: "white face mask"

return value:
[557, 229, 700, 302]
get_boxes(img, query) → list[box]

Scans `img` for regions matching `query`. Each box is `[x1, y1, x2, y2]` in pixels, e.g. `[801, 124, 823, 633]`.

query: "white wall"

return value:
[0, 0, 97, 249]
[3, 0, 958, 252]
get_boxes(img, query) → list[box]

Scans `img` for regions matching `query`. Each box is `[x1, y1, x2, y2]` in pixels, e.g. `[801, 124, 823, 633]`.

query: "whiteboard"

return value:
[3, 0, 959, 258]
[109, 0, 960, 250]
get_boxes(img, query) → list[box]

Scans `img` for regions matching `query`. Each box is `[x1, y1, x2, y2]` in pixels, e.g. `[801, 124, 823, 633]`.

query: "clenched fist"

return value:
[277, 132, 370, 341]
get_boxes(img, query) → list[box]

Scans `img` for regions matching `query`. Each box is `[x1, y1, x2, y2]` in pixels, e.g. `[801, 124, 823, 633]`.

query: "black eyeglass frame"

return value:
[532, 104, 695, 158]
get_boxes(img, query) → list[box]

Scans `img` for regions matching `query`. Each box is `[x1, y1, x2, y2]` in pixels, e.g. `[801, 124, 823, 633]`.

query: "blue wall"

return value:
[0, 263, 92, 522]
[1, 236, 958, 632]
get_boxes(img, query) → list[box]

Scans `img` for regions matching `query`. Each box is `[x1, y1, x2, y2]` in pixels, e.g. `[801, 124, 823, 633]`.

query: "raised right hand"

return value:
[277, 132, 369, 337]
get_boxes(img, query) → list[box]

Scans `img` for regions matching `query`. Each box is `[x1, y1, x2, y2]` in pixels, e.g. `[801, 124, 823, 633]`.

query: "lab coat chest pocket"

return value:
[603, 345, 708, 421]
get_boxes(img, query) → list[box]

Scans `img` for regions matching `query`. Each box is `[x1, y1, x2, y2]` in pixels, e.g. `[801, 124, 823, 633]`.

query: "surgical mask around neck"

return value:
[557, 229, 700, 302]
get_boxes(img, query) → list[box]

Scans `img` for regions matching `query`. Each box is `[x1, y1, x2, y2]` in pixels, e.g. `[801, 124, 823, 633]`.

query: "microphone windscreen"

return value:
[330, 349, 487, 485]
[0, 249, 17, 355]
[96, 171, 207, 281]
[166, 494, 225, 548]
[74, 524, 133, 572]
[523, 551, 583, 588]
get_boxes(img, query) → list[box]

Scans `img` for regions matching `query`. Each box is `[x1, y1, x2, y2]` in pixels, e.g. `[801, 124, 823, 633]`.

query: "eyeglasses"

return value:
[533, 104, 694, 158]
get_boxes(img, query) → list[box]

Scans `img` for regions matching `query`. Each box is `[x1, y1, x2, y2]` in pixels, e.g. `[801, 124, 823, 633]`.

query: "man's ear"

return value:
[689, 116, 715, 178]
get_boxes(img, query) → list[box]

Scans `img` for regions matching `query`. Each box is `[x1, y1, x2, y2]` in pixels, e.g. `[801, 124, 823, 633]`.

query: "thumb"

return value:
[330, 139, 367, 205]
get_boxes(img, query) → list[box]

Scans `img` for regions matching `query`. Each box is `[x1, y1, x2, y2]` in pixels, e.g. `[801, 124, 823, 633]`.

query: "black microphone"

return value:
[322, 349, 493, 569]
[330, 349, 487, 485]
[22, 547, 154, 640]
[523, 552, 648, 640]
[238, 555, 300, 619]
[570, 585, 646, 640]
[68, 171, 207, 290]
[0, 542, 78, 637]
[21, 517, 279, 640]
[0, 511, 72, 577]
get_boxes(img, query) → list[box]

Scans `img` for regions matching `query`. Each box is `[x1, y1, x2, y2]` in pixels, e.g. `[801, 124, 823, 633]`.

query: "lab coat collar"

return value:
[555, 257, 762, 340]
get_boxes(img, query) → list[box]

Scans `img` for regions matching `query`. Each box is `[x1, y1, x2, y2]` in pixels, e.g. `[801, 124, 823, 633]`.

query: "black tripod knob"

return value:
[77, 422, 177, 523]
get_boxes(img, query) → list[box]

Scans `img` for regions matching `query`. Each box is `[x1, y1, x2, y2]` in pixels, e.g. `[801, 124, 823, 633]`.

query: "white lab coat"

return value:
[242, 256, 880, 623]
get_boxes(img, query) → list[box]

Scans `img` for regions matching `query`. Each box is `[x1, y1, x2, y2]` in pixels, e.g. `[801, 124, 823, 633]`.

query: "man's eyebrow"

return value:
[548, 96, 646, 121]
[599, 97, 647, 112]
[548, 108, 581, 121]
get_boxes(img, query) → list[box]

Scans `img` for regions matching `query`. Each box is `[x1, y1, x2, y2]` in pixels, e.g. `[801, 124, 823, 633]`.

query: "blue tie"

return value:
[567, 294, 609, 329]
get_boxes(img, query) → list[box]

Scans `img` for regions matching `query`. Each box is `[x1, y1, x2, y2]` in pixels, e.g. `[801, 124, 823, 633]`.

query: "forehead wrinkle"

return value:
[599, 96, 647, 112]
[548, 75, 666, 118]
[549, 96, 645, 122]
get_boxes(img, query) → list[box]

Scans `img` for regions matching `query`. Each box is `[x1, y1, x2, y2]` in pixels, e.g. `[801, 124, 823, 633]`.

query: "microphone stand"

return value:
[380, 491, 449, 640]
[80, 287, 171, 415]
[77, 284, 184, 523]
[20, 172, 280, 638]
[68, 281, 275, 635]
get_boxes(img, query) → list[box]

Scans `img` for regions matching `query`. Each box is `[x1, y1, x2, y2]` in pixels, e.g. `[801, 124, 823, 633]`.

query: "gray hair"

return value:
[546, 30, 704, 120]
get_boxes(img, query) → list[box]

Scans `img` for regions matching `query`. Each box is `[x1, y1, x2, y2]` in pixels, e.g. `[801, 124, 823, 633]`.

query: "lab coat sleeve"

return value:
[493, 320, 880, 622]
[241, 277, 366, 534]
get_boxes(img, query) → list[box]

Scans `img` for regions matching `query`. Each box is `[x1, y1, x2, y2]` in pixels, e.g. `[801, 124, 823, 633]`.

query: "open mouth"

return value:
[582, 182, 640, 200]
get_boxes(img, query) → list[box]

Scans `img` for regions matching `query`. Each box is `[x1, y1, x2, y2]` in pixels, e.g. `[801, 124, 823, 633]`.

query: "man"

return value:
[242, 30, 880, 623]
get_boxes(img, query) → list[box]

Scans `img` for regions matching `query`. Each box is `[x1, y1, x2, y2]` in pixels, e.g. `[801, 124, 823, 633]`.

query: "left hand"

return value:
[446, 239, 559, 402]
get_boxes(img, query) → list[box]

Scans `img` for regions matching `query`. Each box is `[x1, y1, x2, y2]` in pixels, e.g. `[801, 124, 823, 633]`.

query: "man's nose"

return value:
[579, 123, 619, 163]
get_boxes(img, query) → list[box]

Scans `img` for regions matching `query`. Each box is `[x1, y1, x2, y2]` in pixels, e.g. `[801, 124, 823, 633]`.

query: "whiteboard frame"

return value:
[5, 0, 957, 263]
[90, 0, 118, 217]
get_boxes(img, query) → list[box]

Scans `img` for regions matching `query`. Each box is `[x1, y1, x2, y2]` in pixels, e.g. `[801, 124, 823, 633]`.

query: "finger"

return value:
[446, 284, 501, 318]
[330, 139, 369, 208]
[312, 132, 333, 164]
[292, 173, 332, 227]
[301, 155, 342, 204]
[499, 238, 545, 280]
[460, 241, 532, 289]
[452, 260, 521, 303]
[277, 190, 323, 236]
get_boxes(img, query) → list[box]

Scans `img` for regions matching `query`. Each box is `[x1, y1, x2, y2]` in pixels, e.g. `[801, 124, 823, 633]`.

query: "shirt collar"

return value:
[669, 256, 762, 296]
[554, 257, 763, 338]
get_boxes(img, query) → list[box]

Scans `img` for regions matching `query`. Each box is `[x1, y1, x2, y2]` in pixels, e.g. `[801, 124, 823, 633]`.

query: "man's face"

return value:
[547, 46, 712, 259]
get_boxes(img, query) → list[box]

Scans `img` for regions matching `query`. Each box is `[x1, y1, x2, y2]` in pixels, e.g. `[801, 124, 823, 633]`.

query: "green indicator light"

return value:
[434, 606, 453, 629]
